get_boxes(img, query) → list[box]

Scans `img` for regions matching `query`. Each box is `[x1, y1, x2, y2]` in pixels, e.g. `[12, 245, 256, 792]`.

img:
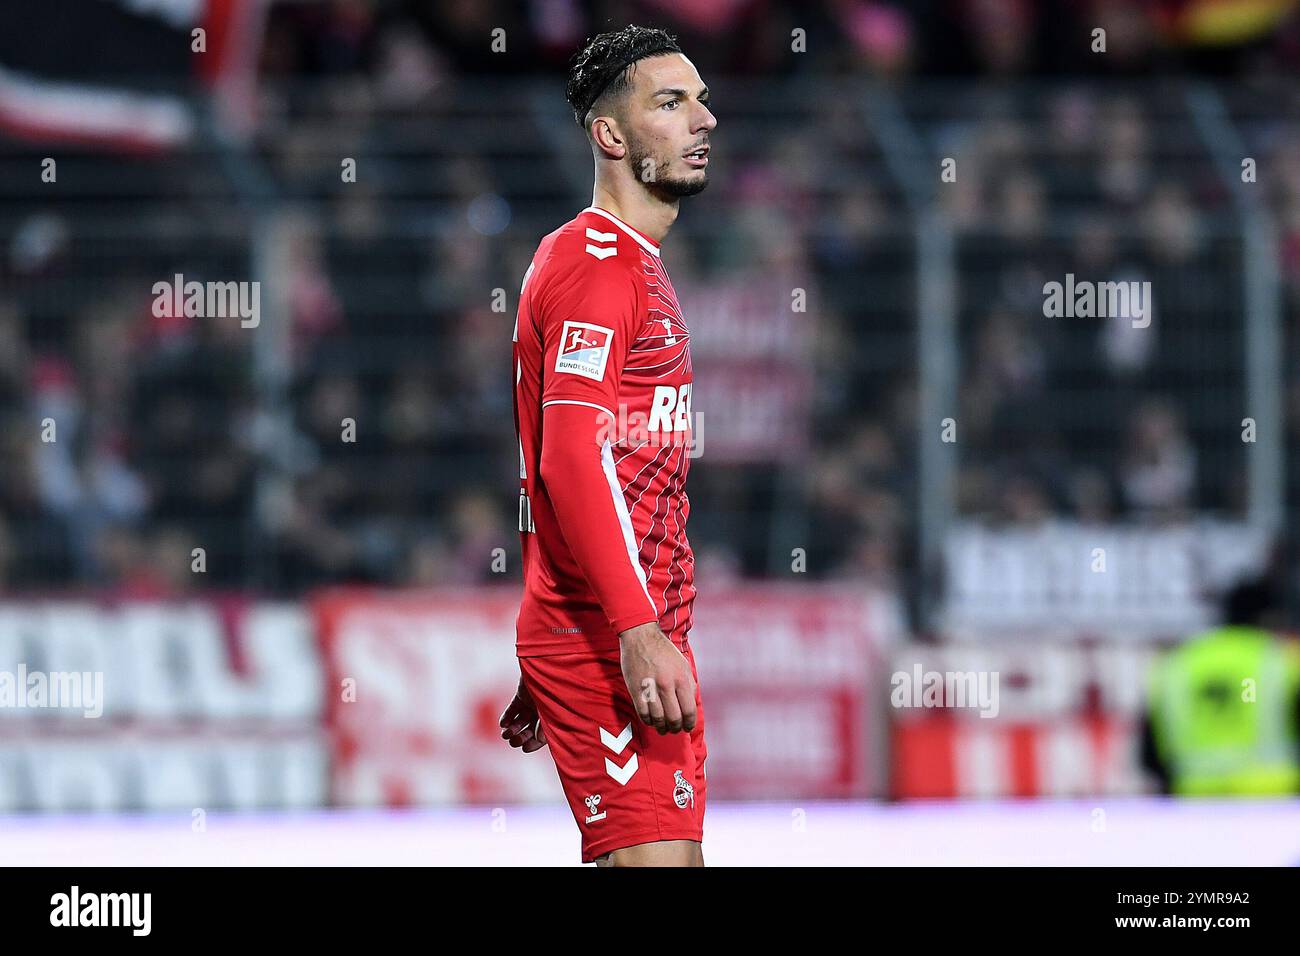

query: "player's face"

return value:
[623, 54, 715, 199]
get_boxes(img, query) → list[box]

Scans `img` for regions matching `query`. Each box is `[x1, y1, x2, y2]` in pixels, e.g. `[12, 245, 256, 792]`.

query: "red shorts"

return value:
[518, 642, 707, 863]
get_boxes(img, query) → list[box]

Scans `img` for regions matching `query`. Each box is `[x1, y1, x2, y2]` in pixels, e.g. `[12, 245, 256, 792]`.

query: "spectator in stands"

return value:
[1120, 399, 1196, 520]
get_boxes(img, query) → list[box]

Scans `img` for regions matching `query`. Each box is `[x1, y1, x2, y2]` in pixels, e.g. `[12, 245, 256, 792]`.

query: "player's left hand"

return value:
[499, 680, 548, 753]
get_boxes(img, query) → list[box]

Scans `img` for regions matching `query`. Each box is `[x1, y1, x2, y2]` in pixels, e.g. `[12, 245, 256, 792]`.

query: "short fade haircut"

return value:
[565, 25, 682, 130]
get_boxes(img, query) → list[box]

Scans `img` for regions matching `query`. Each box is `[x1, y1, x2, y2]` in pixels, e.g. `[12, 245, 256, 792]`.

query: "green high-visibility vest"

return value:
[1148, 627, 1300, 796]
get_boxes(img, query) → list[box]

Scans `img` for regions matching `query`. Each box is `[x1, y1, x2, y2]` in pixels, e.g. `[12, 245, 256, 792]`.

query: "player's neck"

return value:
[590, 183, 678, 246]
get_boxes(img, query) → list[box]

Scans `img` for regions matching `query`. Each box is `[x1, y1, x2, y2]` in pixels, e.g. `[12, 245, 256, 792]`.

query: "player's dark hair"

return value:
[565, 25, 682, 130]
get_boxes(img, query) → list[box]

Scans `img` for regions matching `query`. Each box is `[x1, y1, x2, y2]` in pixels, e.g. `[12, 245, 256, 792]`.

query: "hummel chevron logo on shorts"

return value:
[600, 722, 639, 784]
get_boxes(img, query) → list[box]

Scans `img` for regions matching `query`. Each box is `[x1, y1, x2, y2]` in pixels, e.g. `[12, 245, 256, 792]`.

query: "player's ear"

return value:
[590, 115, 626, 161]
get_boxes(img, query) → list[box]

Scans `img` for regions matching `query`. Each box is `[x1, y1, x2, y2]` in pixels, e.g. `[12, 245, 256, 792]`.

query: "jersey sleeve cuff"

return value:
[542, 399, 616, 420]
[610, 611, 661, 636]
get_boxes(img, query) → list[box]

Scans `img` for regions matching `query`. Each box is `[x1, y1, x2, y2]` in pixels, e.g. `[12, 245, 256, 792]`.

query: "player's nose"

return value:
[694, 102, 716, 133]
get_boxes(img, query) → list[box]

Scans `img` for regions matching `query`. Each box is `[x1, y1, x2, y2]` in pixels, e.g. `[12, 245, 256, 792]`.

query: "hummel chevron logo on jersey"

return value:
[600, 721, 639, 785]
[584, 227, 617, 260]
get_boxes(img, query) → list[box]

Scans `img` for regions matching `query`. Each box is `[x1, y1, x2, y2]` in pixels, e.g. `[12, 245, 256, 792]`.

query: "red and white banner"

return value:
[0, 596, 326, 812]
[0, 592, 1181, 807]
[316, 585, 890, 805]
[888, 642, 1159, 797]
[689, 586, 888, 798]
[315, 588, 561, 806]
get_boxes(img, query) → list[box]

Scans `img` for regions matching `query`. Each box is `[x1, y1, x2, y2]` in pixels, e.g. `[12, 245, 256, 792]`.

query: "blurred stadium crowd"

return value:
[0, 0, 1298, 622]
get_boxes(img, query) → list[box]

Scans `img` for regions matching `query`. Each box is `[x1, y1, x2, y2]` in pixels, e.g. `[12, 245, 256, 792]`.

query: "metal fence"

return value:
[0, 78, 1289, 627]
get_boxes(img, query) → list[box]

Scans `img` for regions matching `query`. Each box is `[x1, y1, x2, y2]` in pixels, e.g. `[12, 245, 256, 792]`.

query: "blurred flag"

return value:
[0, 0, 267, 152]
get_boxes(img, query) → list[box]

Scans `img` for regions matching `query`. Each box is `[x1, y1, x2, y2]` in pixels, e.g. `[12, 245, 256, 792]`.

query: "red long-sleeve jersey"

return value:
[513, 206, 696, 657]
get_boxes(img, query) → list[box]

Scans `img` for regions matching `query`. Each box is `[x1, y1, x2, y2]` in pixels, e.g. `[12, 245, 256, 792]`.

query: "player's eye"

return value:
[661, 100, 678, 110]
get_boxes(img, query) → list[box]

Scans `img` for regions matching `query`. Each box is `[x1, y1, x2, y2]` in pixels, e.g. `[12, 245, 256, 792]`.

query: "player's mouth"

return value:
[683, 144, 709, 168]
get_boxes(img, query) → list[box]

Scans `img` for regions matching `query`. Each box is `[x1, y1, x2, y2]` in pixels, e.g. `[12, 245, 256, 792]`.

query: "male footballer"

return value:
[499, 25, 715, 866]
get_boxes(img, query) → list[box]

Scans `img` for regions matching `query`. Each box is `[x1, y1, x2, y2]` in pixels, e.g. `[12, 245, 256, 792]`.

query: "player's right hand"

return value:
[618, 622, 697, 735]
[499, 680, 548, 753]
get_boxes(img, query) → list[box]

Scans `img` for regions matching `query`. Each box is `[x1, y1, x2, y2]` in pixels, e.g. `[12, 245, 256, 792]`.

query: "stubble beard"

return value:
[627, 136, 710, 201]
